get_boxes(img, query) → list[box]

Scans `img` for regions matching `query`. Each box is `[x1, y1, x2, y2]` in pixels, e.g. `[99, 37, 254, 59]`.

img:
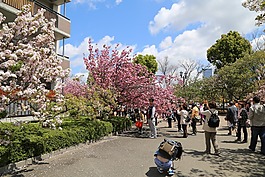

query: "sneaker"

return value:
[149, 136, 157, 139]
[248, 147, 255, 152]
[203, 150, 210, 154]
[241, 140, 247, 143]
[235, 139, 241, 142]
[167, 169, 174, 176]
[214, 151, 220, 156]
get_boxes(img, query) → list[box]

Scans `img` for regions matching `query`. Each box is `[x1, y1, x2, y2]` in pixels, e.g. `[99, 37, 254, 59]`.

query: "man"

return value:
[248, 96, 265, 155]
[226, 101, 238, 135]
[147, 98, 157, 138]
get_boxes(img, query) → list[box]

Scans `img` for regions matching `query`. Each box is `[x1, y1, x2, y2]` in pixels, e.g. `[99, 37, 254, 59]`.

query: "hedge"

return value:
[0, 116, 131, 167]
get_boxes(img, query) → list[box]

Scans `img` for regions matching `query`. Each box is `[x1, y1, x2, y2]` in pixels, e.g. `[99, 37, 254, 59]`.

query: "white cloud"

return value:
[159, 36, 172, 50]
[144, 0, 259, 68]
[60, 36, 136, 76]
[116, 0, 122, 5]
[149, 0, 257, 35]
[73, 0, 122, 9]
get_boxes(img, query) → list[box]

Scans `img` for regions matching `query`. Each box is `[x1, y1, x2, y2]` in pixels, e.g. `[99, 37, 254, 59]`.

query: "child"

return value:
[135, 109, 144, 134]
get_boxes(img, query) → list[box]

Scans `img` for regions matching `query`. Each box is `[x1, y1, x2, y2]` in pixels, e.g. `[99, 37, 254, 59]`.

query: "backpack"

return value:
[158, 139, 183, 160]
[208, 110, 220, 128]
[183, 114, 191, 122]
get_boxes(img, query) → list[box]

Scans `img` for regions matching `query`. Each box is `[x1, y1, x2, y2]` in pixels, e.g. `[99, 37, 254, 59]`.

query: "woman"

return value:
[236, 102, 248, 143]
[177, 104, 190, 138]
[200, 102, 219, 155]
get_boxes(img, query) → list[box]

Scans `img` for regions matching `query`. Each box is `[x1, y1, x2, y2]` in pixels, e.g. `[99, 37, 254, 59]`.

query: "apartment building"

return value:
[0, 0, 71, 116]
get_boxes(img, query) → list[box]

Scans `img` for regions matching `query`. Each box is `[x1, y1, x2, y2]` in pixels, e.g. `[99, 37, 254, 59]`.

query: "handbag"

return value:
[184, 115, 191, 122]
[195, 115, 201, 122]
[135, 121, 143, 128]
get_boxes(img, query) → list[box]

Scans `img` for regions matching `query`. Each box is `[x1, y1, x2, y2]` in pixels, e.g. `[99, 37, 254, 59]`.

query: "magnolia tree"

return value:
[83, 40, 176, 114]
[0, 5, 69, 119]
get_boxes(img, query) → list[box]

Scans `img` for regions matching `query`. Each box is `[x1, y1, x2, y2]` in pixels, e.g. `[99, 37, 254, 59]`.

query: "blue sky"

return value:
[61, 0, 261, 77]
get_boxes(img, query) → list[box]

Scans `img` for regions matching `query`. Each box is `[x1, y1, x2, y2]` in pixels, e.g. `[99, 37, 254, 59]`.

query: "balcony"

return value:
[0, 0, 70, 40]
[49, 0, 71, 6]
[57, 54, 70, 70]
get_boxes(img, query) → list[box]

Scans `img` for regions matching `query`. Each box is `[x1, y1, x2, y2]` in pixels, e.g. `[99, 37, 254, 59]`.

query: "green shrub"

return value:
[104, 116, 132, 133]
[0, 116, 126, 167]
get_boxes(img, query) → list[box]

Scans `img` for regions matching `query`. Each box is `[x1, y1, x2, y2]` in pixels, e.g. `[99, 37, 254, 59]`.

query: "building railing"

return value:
[2, 0, 70, 30]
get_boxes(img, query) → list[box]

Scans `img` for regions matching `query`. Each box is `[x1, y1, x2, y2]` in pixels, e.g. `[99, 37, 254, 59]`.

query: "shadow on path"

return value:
[183, 148, 265, 177]
[145, 167, 170, 177]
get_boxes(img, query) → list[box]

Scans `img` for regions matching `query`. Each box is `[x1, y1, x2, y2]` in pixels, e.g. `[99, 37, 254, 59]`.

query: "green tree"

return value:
[174, 77, 221, 103]
[217, 51, 265, 101]
[207, 31, 252, 69]
[133, 54, 158, 74]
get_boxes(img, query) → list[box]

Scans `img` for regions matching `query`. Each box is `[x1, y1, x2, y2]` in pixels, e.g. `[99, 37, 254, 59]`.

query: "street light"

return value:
[180, 71, 187, 86]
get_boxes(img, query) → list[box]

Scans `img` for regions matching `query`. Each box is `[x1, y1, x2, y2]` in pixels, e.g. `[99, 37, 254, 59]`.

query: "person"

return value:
[147, 98, 157, 138]
[236, 102, 248, 143]
[177, 104, 189, 138]
[135, 109, 144, 134]
[225, 101, 238, 135]
[248, 96, 265, 155]
[176, 105, 182, 132]
[154, 139, 183, 176]
[191, 103, 199, 135]
[167, 109, 174, 128]
[200, 101, 219, 155]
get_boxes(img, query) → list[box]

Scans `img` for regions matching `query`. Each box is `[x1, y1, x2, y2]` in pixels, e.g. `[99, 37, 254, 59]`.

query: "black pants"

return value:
[167, 118, 172, 128]
[237, 124, 247, 141]
[182, 124, 188, 137]
[176, 116, 181, 131]
[191, 119, 197, 134]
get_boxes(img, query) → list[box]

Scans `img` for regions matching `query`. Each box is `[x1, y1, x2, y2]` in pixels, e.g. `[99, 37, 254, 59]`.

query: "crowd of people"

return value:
[132, 96, 265, 156]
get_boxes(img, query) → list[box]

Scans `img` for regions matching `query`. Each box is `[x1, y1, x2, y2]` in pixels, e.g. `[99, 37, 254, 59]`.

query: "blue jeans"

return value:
[249, 126, 265, 154]
[154, 157, 172, 170]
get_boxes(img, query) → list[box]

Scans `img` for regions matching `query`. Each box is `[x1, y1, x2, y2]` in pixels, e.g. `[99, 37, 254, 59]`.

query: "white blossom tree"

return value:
[0, 5, 69, 119]
[242, 0, 265, 26]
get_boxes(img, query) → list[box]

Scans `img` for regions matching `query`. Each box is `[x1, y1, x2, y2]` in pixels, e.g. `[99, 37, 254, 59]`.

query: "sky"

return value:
[60, 0, 263, 78]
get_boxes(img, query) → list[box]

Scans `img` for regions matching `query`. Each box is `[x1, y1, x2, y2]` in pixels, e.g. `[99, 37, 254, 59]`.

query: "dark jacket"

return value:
[226, 105, 237, 123]
[238, 108, 248, 126]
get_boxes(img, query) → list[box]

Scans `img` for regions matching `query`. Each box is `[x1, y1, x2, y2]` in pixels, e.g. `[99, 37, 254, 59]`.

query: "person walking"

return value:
[167, 109, 174, 128]
[225, 101, 238, 135]
[191, 103, 199, 135]
[236, 102, 248, 143]
[248, 96, 265, 155]
[147, 98, 157, 138]
[177, 104, 190, 138]
[176, 105, 182, 132]
[200, 101, 219, 155]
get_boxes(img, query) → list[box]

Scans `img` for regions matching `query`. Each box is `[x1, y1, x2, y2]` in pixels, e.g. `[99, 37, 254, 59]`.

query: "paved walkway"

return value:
[2, 116, 265, 177]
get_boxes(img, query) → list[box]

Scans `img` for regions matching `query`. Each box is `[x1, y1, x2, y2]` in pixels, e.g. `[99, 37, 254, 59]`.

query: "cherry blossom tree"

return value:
[64, 77, 88, 98]
[0, 5, 69, 119]
[83, 40, 176, 114]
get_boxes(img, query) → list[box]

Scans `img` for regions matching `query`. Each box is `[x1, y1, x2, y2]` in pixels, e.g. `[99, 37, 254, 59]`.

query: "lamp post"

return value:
[180, 71, 187, 86]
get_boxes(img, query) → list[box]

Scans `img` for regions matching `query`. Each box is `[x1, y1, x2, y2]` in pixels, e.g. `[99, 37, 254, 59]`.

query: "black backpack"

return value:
[208, 110, 220, 128]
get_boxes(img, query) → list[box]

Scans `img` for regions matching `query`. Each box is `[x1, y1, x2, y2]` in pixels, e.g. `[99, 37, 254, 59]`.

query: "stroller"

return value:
[154, 139, 183, 176]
